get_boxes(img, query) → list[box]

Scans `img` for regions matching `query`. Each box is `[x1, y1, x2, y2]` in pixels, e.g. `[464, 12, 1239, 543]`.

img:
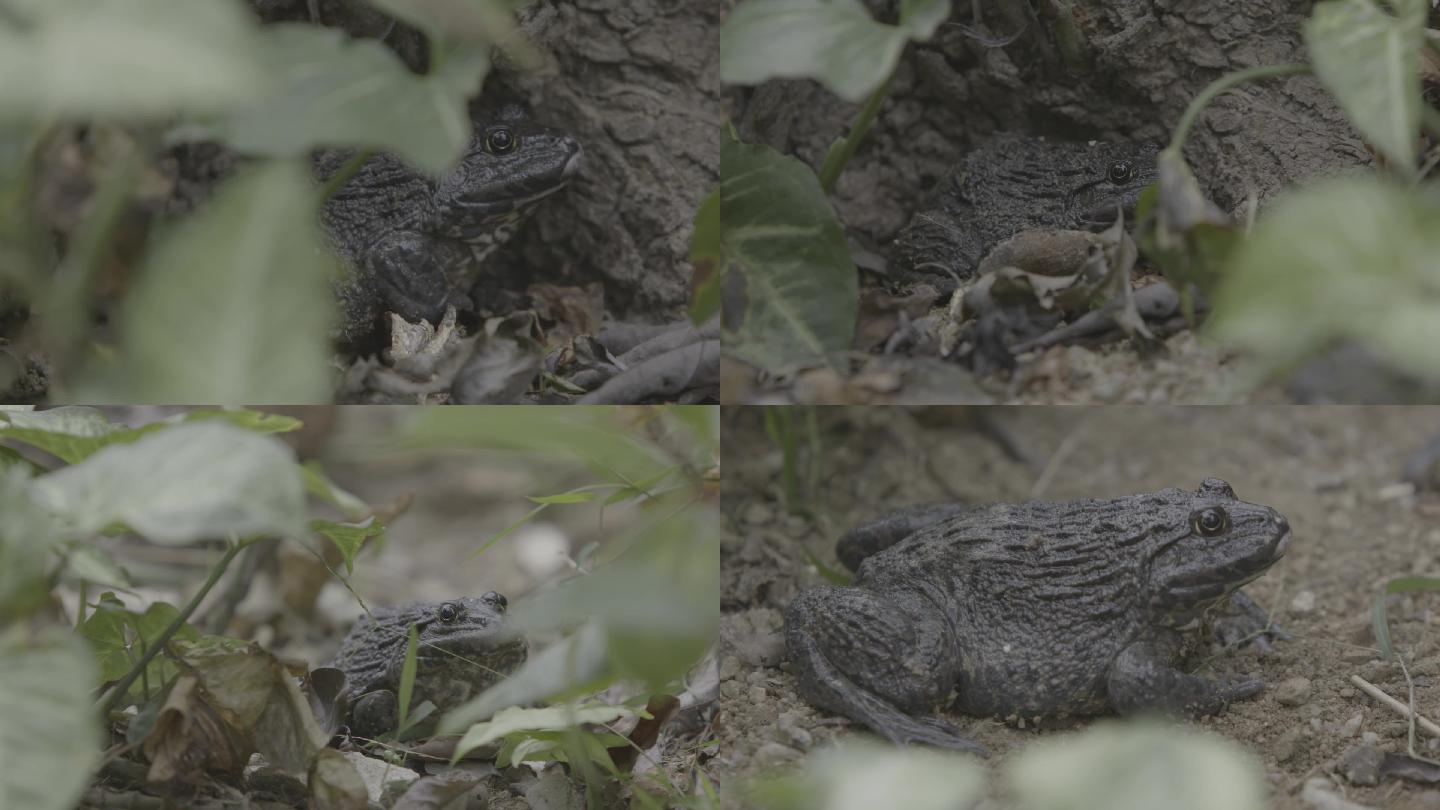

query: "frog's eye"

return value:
[1192, 507, 1230, 537]
[437, 603, 459, 623]
[485, 127, 518, 155]
[482, 591, 507, 612]
[1106, 161, 1134, 184]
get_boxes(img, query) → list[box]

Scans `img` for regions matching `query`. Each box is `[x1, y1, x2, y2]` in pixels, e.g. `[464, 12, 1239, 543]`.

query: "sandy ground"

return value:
[718, 406, 1440, 809]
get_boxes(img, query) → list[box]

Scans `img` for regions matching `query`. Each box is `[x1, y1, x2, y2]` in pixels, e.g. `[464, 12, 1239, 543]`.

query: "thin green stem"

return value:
[320, 149, 375, 202]
[818, 75, 894, 194]
[1170, 63, 1312, 153]
[97, 540, 248, 716]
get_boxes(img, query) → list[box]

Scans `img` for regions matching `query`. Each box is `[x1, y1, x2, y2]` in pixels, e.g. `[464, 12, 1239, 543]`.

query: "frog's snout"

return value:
[1271, 512, 1292, 556]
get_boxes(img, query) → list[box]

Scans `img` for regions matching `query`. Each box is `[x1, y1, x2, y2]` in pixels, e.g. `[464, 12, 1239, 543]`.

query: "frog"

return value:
[893, 135, 1160, 291]
[327, 593, 527, 739]
[785, 479, 1291, 754]
[316, 106, 583, 347]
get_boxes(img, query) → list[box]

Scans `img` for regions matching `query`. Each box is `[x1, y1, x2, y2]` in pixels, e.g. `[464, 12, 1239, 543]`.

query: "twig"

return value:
[1351, 674, 1440, 739]
[1029, 415, 1090, 499]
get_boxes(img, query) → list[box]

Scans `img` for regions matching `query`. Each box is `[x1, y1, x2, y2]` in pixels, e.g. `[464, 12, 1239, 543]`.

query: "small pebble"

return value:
[1338, 744, 1384, 786]
[1273, 726, 1305, 762]
[1275, 676, 1313, 707]
[1290, 590, 1317, 613]
[753, 741, 803, 766]
[1340, 711, 1365, 737]
[748, 686, 768, 704]
[1302, 777, 1379, 810]
[742, 501, 774, 525]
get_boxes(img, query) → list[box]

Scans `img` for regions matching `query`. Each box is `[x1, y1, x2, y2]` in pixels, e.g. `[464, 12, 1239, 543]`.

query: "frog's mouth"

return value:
[1158, 527, 1292, 608]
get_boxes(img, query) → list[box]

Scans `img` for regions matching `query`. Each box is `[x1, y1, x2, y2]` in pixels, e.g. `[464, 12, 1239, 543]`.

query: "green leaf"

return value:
[206, 25, 489, 175]
[0, 627, 101, 810]
[398, 623, 420, 732]
[1007, 720, 1266, 810]
[440, 622, 611, 732]
[720, 0, 951, 102]
[528, 492, 599, 505]
[82, 596, 199, 697]
[1208, 177, 1440, 380]
[1303, 0, 1427, 175]
[72, 161, 336, 403]
[451, 704, 636, 761]
[310, 518, 384, 574]
[181, 409, 304, 435]
[0, 406, 134, 464]
[1371, 576, 1440, 660]
[0, 467, 60, 622]
[690, 188, 721, 325]
[720, 141, 858, 372]
[301, 462, 370, 520]
[32, 421, 308, 544]
[0, 0, 265, 123]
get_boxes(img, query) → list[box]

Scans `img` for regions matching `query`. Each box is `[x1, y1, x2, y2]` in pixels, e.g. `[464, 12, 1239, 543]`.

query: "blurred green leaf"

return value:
[1303, 0, 1427, 175]
[301, 462, 371, 520]
[398, 623, 420, 731]
[721, 141, 857, 373]
[529, 492, 599, 504]
[1371, 576, 1440, 660]
[60, 543, 132, 589]
[451, 703, 636, 761]
[1007, 720, 1266, 810]
[205, 25, 488, 176]
[746, 739, 985, 810]
[690, 188, 721, 325]
[440, 622, 611, 731]
[401, 406, 667, 484]
[0, 467, 59, 621]
[0, 627, 101, 810]
[71, 161, 336, 403]
[366, 0, 538, 69]
[1208, 177, 1440, 380]
[0, 407, 301, 465]
[310, 518, 384, 574]
[32, 421, 308, 544]
[720, 0, 950, 102]
[0, 0, 265, 122]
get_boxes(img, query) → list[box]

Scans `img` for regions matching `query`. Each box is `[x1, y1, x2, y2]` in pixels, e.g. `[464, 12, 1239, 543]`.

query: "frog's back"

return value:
[855, 495, 1156, 715]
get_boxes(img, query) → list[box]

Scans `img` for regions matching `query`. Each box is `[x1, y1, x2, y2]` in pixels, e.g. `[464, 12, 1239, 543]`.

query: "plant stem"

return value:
[320, 149, 374, 202]
[97, 540, 248, 717]
[1169, 63, 1312, 153]
[818, 75, 894, 194]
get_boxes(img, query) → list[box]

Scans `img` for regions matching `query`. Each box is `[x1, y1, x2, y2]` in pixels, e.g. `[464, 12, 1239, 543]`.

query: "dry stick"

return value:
[1350, 674, 1440, 739]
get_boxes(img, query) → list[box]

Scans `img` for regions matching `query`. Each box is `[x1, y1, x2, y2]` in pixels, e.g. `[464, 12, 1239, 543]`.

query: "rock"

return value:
[748, 686, 769, 703]
[1338, 744, 1384, 786]
[523, 769, 584, 810]
[753, 741, 804, 766]
[344, 751, 420, 805]
[1275, 677, 1314, 707]
[719, 655, 741, 682]
[777, 711, 813, 750]
[1291, 590, 1317, 613]
[1301, 777, 1379, 810]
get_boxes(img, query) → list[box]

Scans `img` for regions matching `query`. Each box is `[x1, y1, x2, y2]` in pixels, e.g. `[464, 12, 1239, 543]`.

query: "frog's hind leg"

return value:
[784, 585, 984, 754]
[836, 502, 972, 573]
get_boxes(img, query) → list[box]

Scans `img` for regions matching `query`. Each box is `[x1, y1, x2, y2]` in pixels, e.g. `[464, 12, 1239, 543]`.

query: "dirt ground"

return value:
[718, 406, 1440, 809]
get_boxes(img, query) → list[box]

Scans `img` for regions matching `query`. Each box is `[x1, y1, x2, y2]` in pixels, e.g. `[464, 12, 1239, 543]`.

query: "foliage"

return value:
[0, 0, 529, 402]
[744, 721, 1266, 810]
[717, 0, 947, 375]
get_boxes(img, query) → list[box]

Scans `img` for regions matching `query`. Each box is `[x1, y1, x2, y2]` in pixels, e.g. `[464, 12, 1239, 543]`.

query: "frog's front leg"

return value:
[1209, 590, 1291, 654]
[1107, 630, 1263, 716]
[348, 689, 398, 740]
[367, 229, 452, 326]
[836, 503, 972, 573]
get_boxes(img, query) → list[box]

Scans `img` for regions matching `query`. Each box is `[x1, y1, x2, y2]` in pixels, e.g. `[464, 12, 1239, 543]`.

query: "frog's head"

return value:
[434, 106, 582, 243]
[1067, 140, 1161, 230]
[399, 592, 527, 690]
[1144, 478, 1291, 618]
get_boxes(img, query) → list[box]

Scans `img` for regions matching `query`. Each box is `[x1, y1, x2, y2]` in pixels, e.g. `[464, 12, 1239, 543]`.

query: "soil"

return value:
[726, 0, 1396, 404]
[718, 405, 1440, 809]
